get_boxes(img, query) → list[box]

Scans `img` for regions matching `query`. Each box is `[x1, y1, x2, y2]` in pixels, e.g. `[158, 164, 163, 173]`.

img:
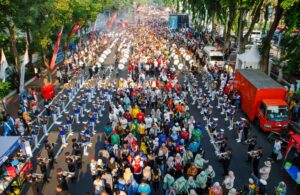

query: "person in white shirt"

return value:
[120, 115, 128, 130]
[145, 115, 153, 130]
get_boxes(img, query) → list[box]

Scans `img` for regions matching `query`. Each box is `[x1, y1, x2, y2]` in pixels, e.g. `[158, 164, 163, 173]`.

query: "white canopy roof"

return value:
[235, 45, 261, 69]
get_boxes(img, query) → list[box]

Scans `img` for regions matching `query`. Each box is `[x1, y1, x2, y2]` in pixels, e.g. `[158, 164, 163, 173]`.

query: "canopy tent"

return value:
[284, 135, 300, 162]
[0, 136, 20, 166]
[235, 45, 261, 69]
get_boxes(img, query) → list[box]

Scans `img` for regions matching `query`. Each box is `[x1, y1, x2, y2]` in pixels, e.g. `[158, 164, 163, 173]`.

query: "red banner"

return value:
[71, 24, 80, 35]
[50, 27, 63, 71]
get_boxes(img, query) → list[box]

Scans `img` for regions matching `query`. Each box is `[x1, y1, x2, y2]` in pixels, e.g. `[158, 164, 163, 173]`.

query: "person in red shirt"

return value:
[136, 111, 145, 123]
[165, 82, 172, 92]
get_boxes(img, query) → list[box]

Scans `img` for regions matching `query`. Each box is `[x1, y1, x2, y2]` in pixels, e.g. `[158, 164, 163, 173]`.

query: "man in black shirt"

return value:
[72, 138, 82, 169]
[246, 136, 257, 162]
[251, 147, 263, 177]
[65, 152, 76, 183]
[36, 154, 50, 183]
[44, 139, 55, 169]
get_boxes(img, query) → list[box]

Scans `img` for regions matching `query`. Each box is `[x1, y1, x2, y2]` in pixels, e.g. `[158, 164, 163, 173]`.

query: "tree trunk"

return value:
[41, 50, 52, 83]
[224, 6, 237, 52]
[240, 0, 264, 53]
[237, 8, 245, 54]
[211, 13, 216, 42]
[260, 0, 284, 74]
[26, 27, 33, 65]
[7, 25, 21, 73]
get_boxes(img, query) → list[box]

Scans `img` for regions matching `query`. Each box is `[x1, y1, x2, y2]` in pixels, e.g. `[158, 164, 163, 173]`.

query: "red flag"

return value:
[71, 24, 80, 36]
[50, 26, 64, 71]
[108, 11, 117, 29]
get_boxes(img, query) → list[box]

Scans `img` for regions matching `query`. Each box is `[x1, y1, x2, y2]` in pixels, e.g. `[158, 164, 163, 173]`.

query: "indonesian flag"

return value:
[70, 24, 80, 36]
[0, 49, 9, 82]
[50, 26, 64, 71]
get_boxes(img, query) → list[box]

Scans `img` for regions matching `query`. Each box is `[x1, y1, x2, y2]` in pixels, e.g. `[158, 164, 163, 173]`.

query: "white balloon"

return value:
[99, 57, 105, 63]
[186, 55, 191, 61]
[118, 64, 125, 70]
[189, 59, 194, 65]
[178, 63, 183, 70]
[174, 59, 179, 65]
[174, 55, 179, 60]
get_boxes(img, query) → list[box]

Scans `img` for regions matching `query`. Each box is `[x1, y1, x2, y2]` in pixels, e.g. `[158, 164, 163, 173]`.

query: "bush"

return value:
[0, 81, 11, 99]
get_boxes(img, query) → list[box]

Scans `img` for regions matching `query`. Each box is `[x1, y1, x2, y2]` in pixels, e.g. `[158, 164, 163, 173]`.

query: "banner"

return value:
[71, 24, 80, 36]
[19, 46, 29, 93]
[0, 49, 9, 82]
[50, 26, 64, 71]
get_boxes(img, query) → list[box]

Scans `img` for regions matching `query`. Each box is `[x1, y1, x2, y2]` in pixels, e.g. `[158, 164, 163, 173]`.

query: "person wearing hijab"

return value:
[194, 154, 209, 170]
[163, 173, 175, 195]
[186, 159, 197, 176]
[173, 176, 187, 194]
[209, 182, 223, 195]
[223, 171, 235, 194]
[196, 171, 208, 194]
[205, 165, 215, 188]
[259, 161, 271, 181]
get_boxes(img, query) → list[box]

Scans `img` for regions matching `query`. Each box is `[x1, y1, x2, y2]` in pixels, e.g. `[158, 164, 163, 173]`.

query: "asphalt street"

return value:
[20, 38, 298, 195]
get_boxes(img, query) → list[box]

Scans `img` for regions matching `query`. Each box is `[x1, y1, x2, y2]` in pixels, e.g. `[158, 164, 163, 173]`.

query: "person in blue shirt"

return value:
[73, 105, 80, 124]
[88, 112, 95, 134]
[65, 114, 73, 135]
[104, 122, 113, 140]
[30, 125, 39, 149]
[158, 132, 167, 147]
[189, 140, 200, 155]
[58, 125, 67, 147]
[7, 114, 18, 135]
[137, 178, 151, 195]
[1, 121, 11, 136]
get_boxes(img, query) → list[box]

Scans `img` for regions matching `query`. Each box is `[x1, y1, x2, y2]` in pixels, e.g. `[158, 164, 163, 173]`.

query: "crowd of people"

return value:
[0, 6, 293, 195]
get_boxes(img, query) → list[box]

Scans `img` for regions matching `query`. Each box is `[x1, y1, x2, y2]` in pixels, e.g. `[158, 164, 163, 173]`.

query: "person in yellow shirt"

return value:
[131, 104, 139, 118]
[139, 121, 146, 138]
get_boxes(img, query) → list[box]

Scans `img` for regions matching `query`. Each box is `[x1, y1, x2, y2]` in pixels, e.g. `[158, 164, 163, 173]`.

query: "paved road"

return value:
[19, 35, 297, 195]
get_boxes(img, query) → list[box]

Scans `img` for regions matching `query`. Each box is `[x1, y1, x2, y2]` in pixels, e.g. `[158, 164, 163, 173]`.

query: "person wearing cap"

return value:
[259, 161, 272, 181]
[58, 125, 67, 147]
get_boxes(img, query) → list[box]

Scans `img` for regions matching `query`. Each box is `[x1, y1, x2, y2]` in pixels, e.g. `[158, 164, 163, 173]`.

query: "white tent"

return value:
[235, 45, 261, 69]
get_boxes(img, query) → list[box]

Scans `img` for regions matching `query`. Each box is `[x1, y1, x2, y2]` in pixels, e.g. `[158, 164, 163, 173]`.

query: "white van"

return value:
[203, 46, 225, 68]
[251, 30, 262, 43]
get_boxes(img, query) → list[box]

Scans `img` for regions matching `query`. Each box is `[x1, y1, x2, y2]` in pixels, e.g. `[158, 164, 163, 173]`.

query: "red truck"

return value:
[233, 69, 290, 132]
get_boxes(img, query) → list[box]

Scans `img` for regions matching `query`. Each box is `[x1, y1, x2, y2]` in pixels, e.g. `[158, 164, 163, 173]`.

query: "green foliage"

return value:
[0, 81, 11, 99]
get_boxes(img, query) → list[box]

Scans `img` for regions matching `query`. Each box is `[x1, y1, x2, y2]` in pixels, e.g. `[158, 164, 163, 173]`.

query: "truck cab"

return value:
[203, 46, 225, 69]
[256, 99, 290, 131]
